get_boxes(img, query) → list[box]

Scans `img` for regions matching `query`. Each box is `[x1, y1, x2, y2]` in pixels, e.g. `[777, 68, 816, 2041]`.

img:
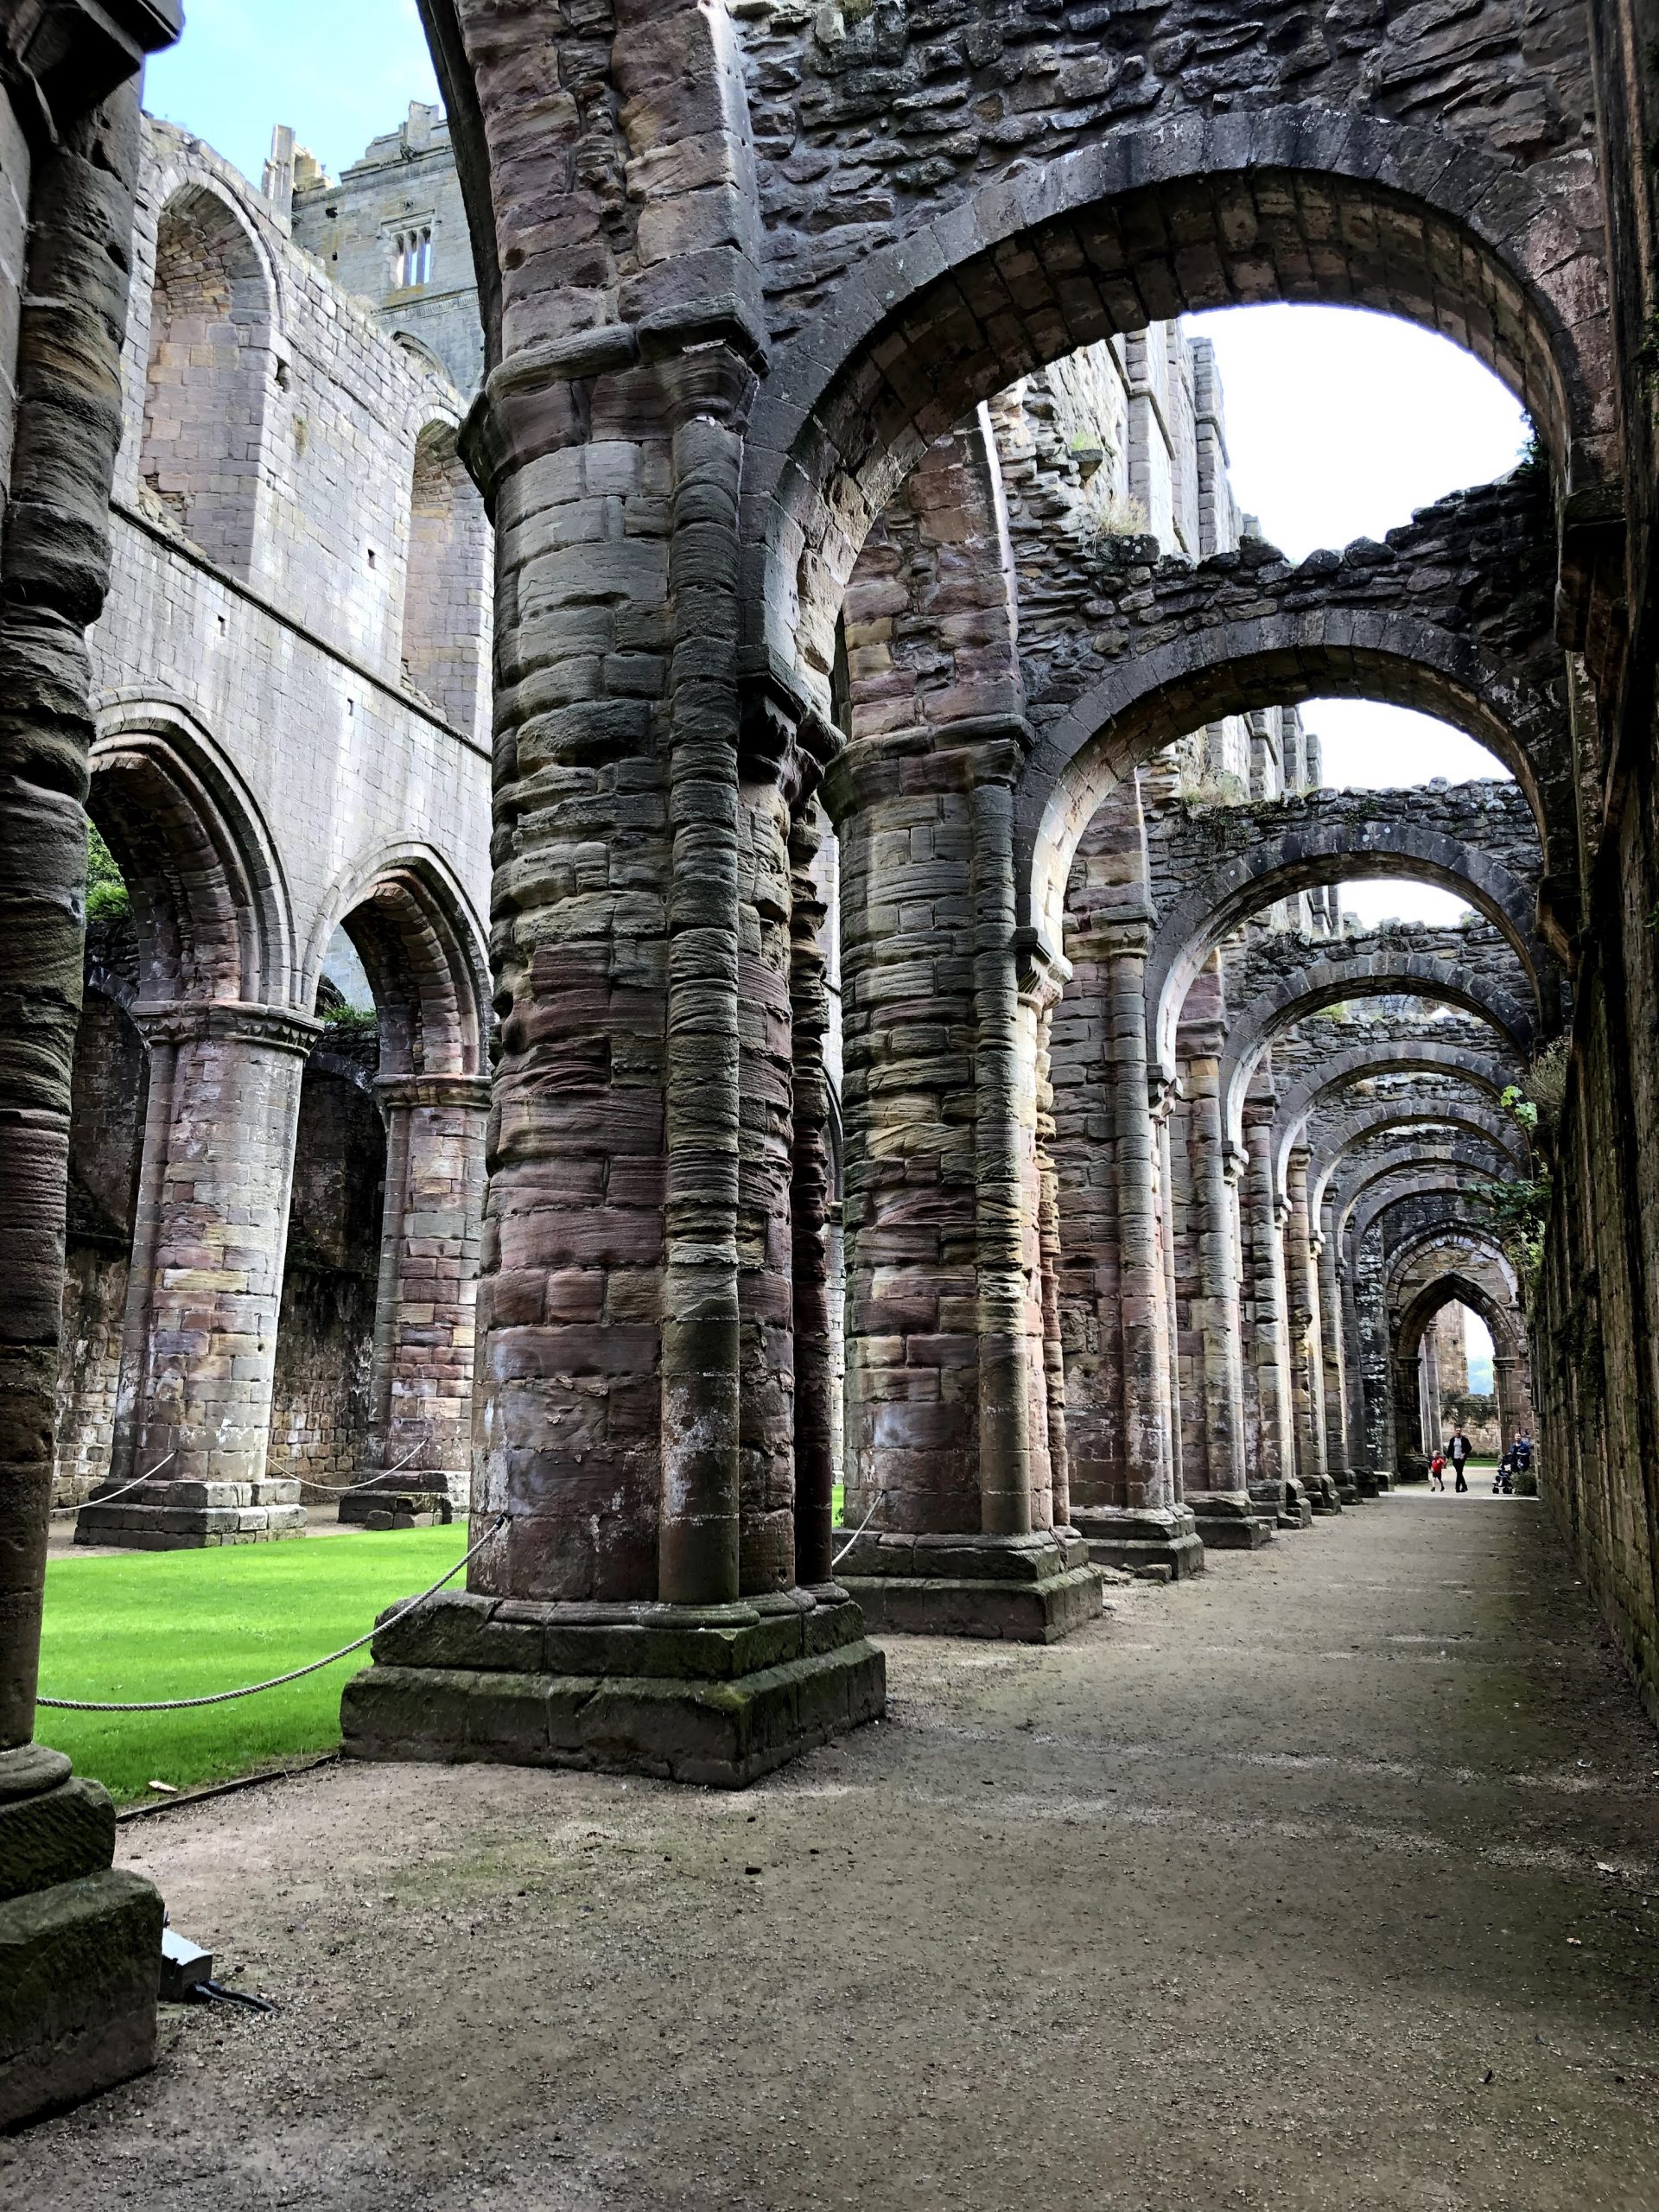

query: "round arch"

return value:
[88, 696, 293, 1006]
[1272, 1042, 1522, 1201]
[1147, 817, 1550, 1076]
[1308, 1103, 1529, 1216]
[305, 843, 489, 1079]
[1343, 1153, 1513, 1258]
[738, 108, 1608, 692]
[1219, 956, 1536, 1146]
[1332, 1139, 1516, 1249]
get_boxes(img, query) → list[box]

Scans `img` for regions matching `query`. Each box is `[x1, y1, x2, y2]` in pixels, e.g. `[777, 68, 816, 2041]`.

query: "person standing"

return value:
[1447, 1427, 1471, 1493]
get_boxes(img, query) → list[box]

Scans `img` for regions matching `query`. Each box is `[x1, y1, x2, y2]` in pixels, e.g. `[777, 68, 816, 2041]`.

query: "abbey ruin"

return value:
[3, 0, 1658, 2182]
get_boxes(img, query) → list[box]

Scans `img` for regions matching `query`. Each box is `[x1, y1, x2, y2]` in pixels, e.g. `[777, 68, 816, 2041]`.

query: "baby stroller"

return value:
[1494, 1451, 1514, 1495]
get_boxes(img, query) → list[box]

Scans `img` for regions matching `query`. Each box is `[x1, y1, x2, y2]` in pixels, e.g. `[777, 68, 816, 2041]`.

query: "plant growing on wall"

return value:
[86, 823, 129, 922]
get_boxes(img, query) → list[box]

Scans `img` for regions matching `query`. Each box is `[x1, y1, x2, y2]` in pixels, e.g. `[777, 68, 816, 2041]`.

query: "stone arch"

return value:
[1310, 1103, 1529, 1217]
[1149, 820, 1549, 1077]
[1342, 1149, 1514, 1255]
[1220, 955, 1537, 1148]
[736, 110, 1609, 694]
[400, 420, 493, 738]
[1391, 1262, 1527, 1464]
[139, 180, 276, 576]
[1025, 614, 1564, 945]
[87, 698, 292, 1005]
[308, 846, 488, 1080]
[1273, 1042, 1522, 1202]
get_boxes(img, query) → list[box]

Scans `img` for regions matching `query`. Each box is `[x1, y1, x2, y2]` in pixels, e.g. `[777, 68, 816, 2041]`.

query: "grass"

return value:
[35, 1528, 467, 1808]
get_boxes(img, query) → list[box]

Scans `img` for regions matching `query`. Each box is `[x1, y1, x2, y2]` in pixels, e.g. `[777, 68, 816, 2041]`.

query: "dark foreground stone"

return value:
[340, 1584, 885, 1788]
[0, 1871, 162, 2132]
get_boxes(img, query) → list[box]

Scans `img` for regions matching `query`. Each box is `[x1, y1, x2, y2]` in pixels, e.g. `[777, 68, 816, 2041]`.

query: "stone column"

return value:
[1155, 1088, 1185, 1501]
[1243, 1108, 1303, 1527]
[1339, 1236, 1380, 1493]
[1183, 1034, 1272, 1549]
[1065, 921, 1198, 1578]
[0, 30, 178, 2130]
[1286, 1146, 1337, 1512]
[343, 302, 881, 1780]
[1032, 995, 1071, 1535]
[826, 734, 1101, 1641]
[342, 1071, 489, 1522]
[1319, 1225, 1360, 1503]
[76, 1001, 318, 1547]
[789, 807, 836, 1588]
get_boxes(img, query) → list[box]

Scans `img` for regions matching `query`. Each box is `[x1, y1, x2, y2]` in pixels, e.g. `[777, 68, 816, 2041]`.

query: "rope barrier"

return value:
[36, 1513, 506, 1713]
[832, 1491, 884, 1569]
[52, 1452, 177, 1517]
[295, 1442, 430, 1500]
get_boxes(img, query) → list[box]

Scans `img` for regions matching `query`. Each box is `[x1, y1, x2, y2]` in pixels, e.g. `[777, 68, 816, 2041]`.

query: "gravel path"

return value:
[8, 1491, 1658, 2209]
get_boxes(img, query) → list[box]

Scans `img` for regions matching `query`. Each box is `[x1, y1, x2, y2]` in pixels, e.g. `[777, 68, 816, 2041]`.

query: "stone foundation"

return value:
[1071, 1506, 1205, 1581]
[340, 1586, 885, 1789]
[833, 1529, 1106, 1641]
[1186, 1492, 1276, 1551]
[0, 1749, 163, 2132]
[1278, 1478, 1314, 1530]
[74, 1477, 307, 1549]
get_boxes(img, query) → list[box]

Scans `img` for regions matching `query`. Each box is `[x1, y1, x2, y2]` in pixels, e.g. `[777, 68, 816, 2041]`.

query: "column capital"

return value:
[819, 711, 1033, 825]
[377, 1072, 493, 1112]
[1014, 926, 1072, 1013]
[132, 1000, 323, 1058]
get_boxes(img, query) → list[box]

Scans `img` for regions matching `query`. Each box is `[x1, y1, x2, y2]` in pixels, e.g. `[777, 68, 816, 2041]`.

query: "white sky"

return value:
[1192, 304, 1532, 926]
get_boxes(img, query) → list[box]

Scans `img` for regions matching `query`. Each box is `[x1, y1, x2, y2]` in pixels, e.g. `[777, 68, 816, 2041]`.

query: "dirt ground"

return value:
[9, 1491, 1659, 2210]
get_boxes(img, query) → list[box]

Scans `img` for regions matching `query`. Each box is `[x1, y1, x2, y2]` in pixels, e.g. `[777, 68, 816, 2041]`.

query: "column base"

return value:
[1300, 1472, 1342, 1515]
[1332, 1469, 1362, 1505]
[339, 1480, 461, 1528]
[74, 1478, 307, 1549]
[340, 1583, 885, 1789]
[1373, 1471, 1394, 1492]
[832, 1529, 1106, 1641]
[1278, 1478, 1314, 1530]
[1353, 1468, 1382, 1499]
[1185, 1492, 1277, 1550]
[1071, 1507, 1205, 1582]
[0, 1747, 163, 2131]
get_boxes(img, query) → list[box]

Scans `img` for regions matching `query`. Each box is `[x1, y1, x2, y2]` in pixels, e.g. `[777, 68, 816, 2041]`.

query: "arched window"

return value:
[401, 423, 492, 736]
[140, 187, 273, 577]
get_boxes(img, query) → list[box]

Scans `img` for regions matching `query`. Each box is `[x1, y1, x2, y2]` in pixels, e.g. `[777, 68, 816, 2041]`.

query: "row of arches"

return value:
[58, 705, 490, 1542]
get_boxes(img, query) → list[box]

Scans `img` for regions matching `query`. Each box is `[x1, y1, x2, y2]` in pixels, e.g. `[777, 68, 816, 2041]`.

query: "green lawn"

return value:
[36, 1528, 467, 1807]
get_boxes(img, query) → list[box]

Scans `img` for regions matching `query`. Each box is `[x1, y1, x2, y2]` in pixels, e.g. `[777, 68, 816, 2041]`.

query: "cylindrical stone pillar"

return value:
[971, 775, 1035, 1540]
[348, 1071, 489, 1518]
[1186, 1047, 1252, 1506]
[1319, 1224, 1358, 1503]
[1244, 1110, 1296, 1511]
[1339, 1233, 1377, 1492]
[1286, 1146, 1332, 1510]
[77, 1001, 319, 1547]
[790, 811, 836, 1587]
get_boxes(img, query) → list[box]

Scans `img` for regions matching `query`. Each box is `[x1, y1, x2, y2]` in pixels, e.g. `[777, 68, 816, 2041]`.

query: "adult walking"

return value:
[1447, 1427, 1471, 1493]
